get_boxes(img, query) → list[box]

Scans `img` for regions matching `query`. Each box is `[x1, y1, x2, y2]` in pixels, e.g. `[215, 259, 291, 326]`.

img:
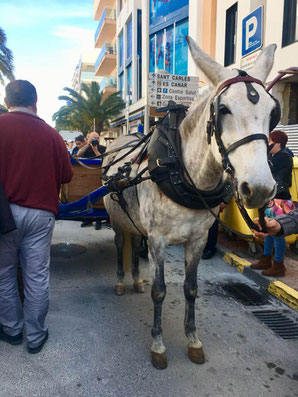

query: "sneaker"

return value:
[0, 325, 23, 345]
[28, 331, 49, 354]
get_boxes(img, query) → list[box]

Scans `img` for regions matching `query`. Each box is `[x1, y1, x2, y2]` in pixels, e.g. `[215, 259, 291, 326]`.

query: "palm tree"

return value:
[0, 27, 15, 83]
[53, 82, 125, 134]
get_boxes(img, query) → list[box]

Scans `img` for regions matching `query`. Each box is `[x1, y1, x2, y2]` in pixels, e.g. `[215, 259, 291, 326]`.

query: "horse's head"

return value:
[187, 36, 278, 209]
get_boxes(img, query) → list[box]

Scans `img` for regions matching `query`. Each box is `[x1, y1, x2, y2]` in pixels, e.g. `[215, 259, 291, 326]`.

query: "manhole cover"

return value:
[222, 283, 269, 306]
[252, 310, 298, 339]
[50, 243, 86, 258]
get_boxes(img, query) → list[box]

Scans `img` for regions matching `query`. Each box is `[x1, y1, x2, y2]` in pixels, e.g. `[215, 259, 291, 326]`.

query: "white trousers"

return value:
[0, 204, 55, 348]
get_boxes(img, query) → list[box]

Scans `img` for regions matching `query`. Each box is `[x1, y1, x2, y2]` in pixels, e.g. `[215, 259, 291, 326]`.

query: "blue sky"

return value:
[0, 0, 98, 125]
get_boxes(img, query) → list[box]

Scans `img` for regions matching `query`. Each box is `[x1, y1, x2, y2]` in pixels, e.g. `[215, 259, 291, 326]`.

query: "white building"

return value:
[72, 52, 103, 93]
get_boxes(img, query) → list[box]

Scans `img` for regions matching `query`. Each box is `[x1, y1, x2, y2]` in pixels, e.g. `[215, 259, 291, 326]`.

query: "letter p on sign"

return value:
[245, 16, 257, 51]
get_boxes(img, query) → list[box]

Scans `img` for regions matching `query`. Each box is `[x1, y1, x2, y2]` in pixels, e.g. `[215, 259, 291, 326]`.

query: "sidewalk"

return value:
[217, 232, 298, 311]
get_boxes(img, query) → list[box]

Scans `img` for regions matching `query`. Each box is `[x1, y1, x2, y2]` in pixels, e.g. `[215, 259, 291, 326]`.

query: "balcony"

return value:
[94, 42, 116, 76]
[94, 8, 116, 48]
[94, 0, 115, 20]
[99, 76, 117, 100]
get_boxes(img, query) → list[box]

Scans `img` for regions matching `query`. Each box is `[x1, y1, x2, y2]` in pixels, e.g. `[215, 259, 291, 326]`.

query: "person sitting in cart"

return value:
[251, 130, 293, 277]
[72, 135, 86, 156]
[77, 131, 106, 158]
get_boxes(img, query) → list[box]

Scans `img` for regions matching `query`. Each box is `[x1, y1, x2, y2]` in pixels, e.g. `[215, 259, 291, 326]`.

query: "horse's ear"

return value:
[186, 36, 230, 86]
[248, 44, 277, 83]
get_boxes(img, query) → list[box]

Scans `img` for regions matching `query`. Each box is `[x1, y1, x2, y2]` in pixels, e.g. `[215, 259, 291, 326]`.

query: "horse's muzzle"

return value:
[239, 181, 276, 209]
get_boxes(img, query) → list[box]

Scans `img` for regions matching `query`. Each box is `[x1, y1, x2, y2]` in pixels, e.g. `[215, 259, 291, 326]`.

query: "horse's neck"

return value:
[180, 94, 223, 191]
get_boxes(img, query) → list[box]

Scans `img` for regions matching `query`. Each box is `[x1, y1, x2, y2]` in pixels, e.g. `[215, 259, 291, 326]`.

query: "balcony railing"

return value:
[95, 42, 116, 71]
[99, 76, 117, 92]
[94, 8, 116, 42]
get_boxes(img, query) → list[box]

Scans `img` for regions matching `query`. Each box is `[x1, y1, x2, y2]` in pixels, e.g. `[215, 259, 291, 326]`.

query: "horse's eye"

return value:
[219, 105, 231, 115]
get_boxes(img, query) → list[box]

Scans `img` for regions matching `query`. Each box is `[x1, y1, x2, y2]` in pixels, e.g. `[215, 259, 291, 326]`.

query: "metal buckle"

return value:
[156, 158, 166, 168]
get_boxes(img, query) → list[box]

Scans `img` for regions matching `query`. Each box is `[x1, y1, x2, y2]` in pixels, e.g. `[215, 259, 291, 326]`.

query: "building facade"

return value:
[72, 52, 103, 93]
[94, 0, 298, 151]
[94, 0, 118, 142]
[215, 0, 298, 135]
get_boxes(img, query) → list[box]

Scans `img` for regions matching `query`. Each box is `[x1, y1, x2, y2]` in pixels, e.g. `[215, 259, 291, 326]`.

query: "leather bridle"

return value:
[206, 70, 281, 231]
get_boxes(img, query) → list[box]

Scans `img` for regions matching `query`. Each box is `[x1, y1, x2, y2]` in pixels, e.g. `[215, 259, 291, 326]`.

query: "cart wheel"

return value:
[248, 242, 263, 259]
[290, 242, 298, 255]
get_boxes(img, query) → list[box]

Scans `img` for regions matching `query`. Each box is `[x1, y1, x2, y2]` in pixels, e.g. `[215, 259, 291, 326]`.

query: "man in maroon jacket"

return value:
[0, 80, 73, 354]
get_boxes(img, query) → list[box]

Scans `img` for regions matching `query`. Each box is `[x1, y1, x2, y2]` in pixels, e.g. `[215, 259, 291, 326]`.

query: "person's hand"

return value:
[252, 217, 281, 238]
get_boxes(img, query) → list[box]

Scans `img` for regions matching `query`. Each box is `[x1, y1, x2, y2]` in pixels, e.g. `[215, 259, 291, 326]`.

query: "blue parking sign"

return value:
[242, 6, 263, 56]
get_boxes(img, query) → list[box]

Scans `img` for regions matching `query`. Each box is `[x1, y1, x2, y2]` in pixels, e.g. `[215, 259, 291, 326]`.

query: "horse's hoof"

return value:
[188, 346, 205, 364]
[133, 281, 145, 293]
[115, 283, 125, 295]
[151, 351, 168, 370]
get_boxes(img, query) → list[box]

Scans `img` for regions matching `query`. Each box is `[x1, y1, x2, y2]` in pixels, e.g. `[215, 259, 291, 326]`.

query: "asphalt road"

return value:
[1, 220, 297, 397]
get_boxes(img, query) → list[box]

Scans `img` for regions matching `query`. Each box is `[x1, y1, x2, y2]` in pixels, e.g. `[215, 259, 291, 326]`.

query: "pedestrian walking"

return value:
[0, 80, 73, 353]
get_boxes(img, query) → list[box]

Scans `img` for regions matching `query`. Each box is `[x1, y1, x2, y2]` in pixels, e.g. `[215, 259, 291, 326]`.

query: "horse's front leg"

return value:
[184, 239, 206, 364]
[148, 235, 167, 369]
[113, 226, 125, 295]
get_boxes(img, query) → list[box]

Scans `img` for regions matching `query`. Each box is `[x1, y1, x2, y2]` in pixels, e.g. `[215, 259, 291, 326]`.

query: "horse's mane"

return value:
[180, 85, 214, 135]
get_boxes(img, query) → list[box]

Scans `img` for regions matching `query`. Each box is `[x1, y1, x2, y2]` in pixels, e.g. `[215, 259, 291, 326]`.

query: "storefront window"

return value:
[149, 19, 188, 75]
[149, 35, 155, 73]
[165, 27, 173, 74]
[156, 30, 164, 71]
[175, 18, 188, 75]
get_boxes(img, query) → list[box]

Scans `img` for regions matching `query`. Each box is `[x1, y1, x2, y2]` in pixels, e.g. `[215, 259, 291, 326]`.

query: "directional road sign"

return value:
[148, 72, 199, 107]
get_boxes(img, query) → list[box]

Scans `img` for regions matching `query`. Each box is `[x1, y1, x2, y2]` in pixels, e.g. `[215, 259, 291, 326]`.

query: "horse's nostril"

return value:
[239, 182, 253, 198]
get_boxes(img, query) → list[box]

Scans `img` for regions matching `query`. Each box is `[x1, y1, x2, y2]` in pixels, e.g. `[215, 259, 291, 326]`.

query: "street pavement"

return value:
[1, 220, 298, 397]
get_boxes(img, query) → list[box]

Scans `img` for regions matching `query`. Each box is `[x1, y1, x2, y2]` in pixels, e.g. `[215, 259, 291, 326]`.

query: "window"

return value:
[149, 0, 189, 25]
[165, 27, 173, 74]
[126, 18, 132, 62]
[137, 10, 142, 100]
[282, 0, 298, 47]
[126, 65, 132, 104]
[174, 19, 188, 75]
[224, 3, 237, 66]
[149, 36, 156, 73]
[149, 18, 189, 75]
[119, 31, 124, 71]
[156, 30, 164, 71]
[119, 72, 124, 99]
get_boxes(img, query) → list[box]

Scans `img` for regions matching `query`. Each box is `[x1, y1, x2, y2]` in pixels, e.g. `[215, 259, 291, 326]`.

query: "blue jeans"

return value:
[263, 235, 286, 262]
[0, 204, 55, 347]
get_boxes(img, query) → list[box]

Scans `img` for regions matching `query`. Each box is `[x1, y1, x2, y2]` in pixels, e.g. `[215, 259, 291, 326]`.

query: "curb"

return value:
[218, 245, 298, 311]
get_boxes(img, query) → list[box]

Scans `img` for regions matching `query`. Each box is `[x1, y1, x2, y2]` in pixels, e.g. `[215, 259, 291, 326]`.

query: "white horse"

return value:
[103, 37, 277, 369]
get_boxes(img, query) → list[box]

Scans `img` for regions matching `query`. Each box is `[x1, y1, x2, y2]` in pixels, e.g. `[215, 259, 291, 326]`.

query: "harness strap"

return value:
[226, 133, 268, 155]
[216, 75, 264, 96]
